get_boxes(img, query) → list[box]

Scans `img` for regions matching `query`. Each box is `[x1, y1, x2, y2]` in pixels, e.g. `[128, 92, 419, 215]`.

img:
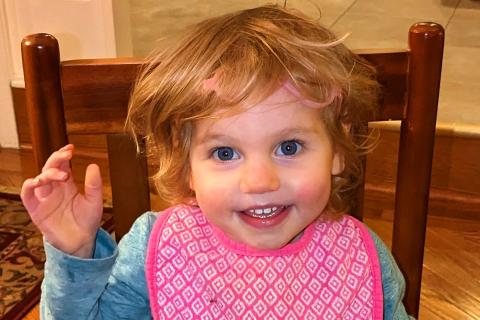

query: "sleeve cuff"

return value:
[43, 228, 118, 286]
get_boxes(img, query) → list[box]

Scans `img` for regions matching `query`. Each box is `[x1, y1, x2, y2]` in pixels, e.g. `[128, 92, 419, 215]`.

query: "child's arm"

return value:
[21, 145, 151, 318]
[368, 230, 415, 320]
[40, 213, 155, 319]
[21, 144, 103, 258]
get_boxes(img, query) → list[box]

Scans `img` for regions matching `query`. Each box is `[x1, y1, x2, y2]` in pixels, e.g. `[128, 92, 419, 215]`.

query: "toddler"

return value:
[21, 5, 412, 319]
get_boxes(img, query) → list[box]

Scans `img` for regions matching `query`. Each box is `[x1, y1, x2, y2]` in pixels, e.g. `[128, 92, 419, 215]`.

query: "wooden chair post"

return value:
[107, 133, 151, 242]
[21, 34, 68, 173]
[392, 23, 444, 317]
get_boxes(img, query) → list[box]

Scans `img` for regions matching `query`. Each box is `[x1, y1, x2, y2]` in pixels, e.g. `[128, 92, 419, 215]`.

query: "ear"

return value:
[331, 122, 351, 175]
[331, 149, 345, 175]
[189, 172, 195, 191]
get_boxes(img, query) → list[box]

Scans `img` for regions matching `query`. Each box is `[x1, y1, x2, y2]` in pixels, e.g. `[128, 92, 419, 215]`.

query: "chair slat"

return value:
[61, 61, 143, 134]
[107, 133, 150, 242]
[358, 50, 409, 121]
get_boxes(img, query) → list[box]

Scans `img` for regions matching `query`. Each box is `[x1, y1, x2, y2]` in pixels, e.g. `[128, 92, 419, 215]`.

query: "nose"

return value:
[239, 159, 280, 194]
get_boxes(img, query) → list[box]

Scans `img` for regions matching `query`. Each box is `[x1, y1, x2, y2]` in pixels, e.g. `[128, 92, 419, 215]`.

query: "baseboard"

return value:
[364, 182, 480, 221]
[364, 126, 480, 220]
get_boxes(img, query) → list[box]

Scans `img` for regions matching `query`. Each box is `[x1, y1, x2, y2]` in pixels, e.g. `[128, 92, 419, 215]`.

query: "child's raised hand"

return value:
[20, 144, 104, 258]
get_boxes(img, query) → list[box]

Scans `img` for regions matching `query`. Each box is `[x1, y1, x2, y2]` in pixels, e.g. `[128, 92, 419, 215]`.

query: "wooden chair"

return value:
[21, 23, 444, 317]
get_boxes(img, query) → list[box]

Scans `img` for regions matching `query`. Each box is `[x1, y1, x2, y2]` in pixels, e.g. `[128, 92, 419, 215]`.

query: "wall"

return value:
[0, 0, 119, 148]
[0, 0, 18, 147]
[128, 0, 278, 56]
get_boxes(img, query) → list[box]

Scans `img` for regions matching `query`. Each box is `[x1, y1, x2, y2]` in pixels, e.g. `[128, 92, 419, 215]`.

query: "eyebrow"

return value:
[194, 126, 321, 146]
[193, 133, 238, 146]
[270, 127, 322, 139]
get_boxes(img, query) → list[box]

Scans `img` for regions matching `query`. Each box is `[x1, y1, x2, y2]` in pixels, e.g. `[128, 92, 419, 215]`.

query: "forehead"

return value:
[192, 86, 327, 140]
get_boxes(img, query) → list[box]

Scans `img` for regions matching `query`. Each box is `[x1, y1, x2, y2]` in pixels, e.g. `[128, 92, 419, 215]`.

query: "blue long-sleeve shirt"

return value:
[41, 212, 412, 319]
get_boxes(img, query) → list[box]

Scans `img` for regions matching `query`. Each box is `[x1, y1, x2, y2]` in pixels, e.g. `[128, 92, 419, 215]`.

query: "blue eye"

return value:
[213, 147, 239, 161]
[276, 140, 301, 156]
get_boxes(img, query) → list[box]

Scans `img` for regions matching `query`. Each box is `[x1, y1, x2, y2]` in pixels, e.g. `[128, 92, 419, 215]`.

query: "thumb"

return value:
[84, 164, 103, 205]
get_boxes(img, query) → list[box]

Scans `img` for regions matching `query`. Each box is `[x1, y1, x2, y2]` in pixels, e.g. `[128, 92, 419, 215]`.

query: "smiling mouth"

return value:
[242, 206, 287, 219]
[239, 205, 290, 229]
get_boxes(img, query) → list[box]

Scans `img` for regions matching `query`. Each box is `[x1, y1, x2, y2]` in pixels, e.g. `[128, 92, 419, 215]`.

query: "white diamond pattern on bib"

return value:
[148, 205, 380, 319]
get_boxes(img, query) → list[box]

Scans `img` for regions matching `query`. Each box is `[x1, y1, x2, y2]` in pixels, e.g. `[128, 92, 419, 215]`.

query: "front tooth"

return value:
[247, 206, 283, 216]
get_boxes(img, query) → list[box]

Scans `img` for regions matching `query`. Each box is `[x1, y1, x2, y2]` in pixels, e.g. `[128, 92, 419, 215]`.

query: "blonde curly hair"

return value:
[125, 5, 379, 214]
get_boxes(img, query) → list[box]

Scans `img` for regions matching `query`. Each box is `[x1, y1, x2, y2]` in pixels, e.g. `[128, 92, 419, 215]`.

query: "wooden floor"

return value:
[1, 147, 479, 320]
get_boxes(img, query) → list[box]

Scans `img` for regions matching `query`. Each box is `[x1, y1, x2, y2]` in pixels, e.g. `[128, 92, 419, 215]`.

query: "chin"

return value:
[246, 237, 288, 250]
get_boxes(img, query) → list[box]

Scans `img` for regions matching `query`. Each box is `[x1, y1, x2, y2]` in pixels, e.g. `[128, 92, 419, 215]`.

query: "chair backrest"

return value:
[21, 23, 444, 317]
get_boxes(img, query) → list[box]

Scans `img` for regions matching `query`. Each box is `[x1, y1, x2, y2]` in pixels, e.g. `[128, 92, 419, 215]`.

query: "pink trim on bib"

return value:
[145, 211, 170, 319]
[351, 218, 384, 319]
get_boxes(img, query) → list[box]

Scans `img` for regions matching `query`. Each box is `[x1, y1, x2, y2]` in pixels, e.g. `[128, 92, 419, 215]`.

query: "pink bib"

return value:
[146, 205, 383, 319]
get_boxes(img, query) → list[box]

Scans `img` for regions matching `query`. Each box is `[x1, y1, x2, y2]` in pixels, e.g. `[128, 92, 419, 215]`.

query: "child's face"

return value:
[189, 87, 344, 250]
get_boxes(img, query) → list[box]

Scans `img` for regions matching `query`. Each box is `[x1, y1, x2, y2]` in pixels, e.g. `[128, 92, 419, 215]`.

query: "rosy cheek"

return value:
[194, 178, 230, 210]
[294, 180, 331, 204]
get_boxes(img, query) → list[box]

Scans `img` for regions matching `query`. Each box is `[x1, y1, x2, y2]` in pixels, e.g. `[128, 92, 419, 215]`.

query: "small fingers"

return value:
[34, 168, 70, 198]
[20, 178, 42, 212]
[39, 167, 70, 182]
[84, 164, 103, 204]
[60, 144, 74, 151]
[42, 145, 74, 173]
[34, 181, 53, 200]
